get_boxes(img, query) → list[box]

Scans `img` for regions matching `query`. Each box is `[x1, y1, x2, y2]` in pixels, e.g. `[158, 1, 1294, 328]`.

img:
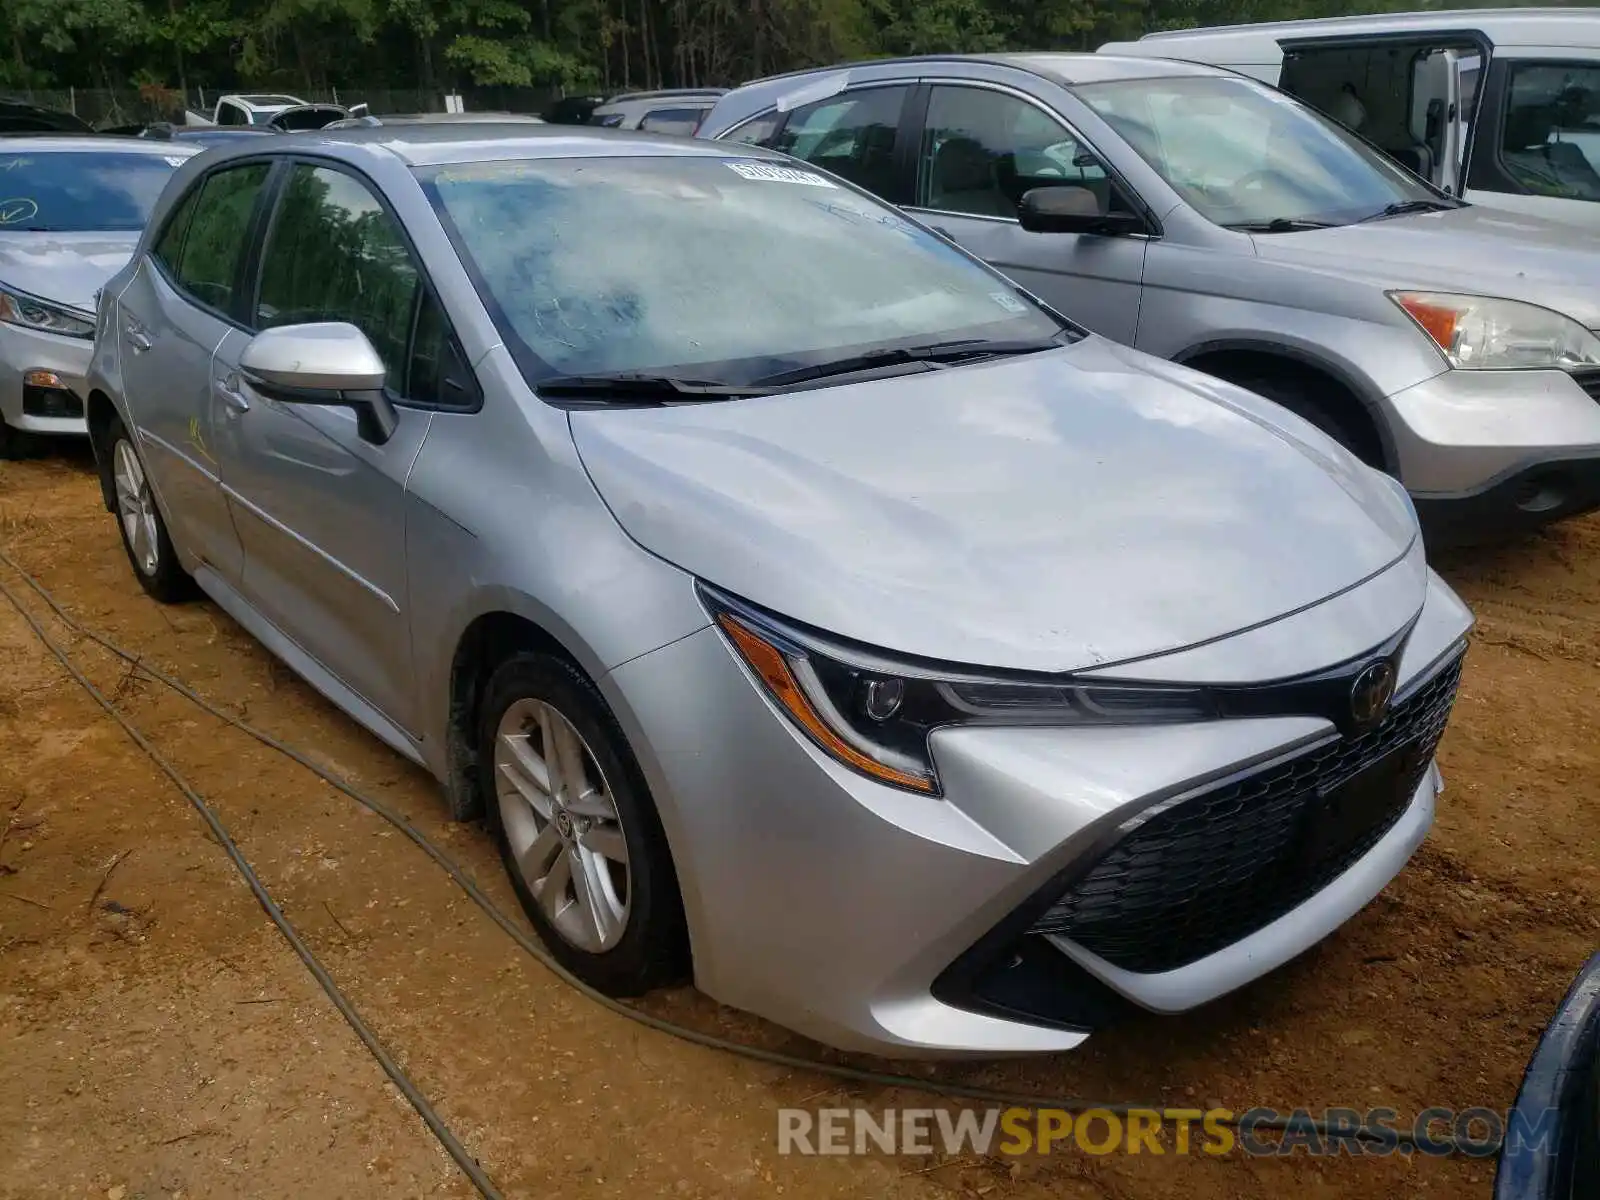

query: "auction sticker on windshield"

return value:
[725, 161, 836, 188]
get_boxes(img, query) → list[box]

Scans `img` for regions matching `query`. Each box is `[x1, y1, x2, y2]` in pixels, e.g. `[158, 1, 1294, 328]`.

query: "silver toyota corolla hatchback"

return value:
[87, 127, 1473, 1056]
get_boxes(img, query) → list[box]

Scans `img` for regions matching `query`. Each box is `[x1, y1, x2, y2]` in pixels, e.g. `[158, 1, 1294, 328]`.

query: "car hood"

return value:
[0, 231, 141, 312]
[570, 338, 1418, 674]
[1252, 205, 1600, 329]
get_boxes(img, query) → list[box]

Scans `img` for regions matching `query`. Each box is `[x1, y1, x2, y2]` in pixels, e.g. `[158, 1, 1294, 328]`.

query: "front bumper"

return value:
[1413, 456, 1600, 548]
[1384, 367, 1600, 538]
[603, 568, 1474, 1057]
[0, 321, 93, 436]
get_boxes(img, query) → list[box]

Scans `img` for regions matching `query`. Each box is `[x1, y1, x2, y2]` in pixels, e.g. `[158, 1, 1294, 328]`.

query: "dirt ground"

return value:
[0, 449, 1595, 1200]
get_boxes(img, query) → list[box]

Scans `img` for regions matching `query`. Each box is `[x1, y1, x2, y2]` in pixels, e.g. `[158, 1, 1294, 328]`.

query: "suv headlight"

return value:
[1390, 291, 1600, 371]
[0, 284, 95, 339]
[703, 586, 1215, 795]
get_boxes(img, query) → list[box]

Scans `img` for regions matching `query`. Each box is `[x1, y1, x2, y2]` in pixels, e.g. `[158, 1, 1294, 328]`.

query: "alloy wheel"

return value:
[494, 698, 631, 952]
[113, 439, 160, 577]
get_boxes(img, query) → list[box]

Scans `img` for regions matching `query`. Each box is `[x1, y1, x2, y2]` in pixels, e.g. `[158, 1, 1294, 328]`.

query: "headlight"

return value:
[1390, 291, 1600, 371]
[703, 586, 1215, 795]
[0, 285, 95, 339]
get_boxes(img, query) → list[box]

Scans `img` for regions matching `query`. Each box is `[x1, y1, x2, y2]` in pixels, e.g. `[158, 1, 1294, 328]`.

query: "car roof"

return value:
[0, 98, 93, 134]
[986, 52, 1226, 85]
[0, 134, 202, 157]
[1132, 6, 1600, 49]
[367, 112, 546, 123]
[723, 51, 1230, 97]
[198, 124, 785, 169]
[604, 88, 727, 103]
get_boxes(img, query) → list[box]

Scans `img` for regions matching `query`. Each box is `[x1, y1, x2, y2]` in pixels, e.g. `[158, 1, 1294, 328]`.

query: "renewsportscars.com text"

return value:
[777, 1105, 1541, 1158]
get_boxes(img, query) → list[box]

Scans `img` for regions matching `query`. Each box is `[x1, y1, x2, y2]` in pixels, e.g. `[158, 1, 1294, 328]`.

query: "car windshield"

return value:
[0, 150, 185, 232]
[1501, 62, 1600, 202]
[1075, 75, 1443, 228]
[417, 155, 1068, 387]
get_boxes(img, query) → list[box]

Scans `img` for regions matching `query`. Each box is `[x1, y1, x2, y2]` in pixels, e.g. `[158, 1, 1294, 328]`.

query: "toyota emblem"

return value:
[1349, 661, 1397, 728]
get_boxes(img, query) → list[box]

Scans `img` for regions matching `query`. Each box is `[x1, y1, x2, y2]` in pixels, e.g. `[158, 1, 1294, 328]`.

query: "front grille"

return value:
[1030, 653, 1464, 974]
[1575, 369, 1600, 403]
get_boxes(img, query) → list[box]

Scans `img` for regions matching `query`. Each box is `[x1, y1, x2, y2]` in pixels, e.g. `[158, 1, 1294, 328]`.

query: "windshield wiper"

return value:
[753, 336, 1066, 388]
[1358, 198, 1461, 223]
[535, 372, 775, 402]
[1222, 217, 1337, 233]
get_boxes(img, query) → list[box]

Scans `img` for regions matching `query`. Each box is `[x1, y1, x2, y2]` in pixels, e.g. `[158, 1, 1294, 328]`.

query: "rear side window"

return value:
[166, 162, 271, 312]
[723, 112, 781, 147]
[151, 185, 200, 275]
[638, 107, 706, 136]
[255, 164, 420, 379]
[771, 86, 910, 197]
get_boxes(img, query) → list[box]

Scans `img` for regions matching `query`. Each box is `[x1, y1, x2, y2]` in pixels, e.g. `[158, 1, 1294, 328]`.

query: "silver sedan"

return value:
[0, 136, 196, 457]
[87, 127, 1472, 1056]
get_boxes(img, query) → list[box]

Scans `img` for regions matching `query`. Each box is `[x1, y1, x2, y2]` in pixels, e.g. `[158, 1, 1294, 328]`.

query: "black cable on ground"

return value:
[0, 545, 1502, 1155]
[0, 565, 506, 1200]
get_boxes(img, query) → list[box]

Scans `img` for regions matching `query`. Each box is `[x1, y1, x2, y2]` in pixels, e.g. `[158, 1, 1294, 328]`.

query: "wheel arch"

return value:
[443, 608, 583, 822]
[86, 389, 121, 512]
[1173, 338, 1398, 474]
[442, 604, 699, 972]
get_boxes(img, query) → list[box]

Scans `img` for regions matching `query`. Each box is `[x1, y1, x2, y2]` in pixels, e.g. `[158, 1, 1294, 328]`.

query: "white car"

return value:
[0, 136, 197, 457]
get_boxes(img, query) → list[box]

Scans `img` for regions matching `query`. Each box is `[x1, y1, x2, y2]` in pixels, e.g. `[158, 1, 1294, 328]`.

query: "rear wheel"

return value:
[479, 652, 687, 996]
[103, 414, 194, 603]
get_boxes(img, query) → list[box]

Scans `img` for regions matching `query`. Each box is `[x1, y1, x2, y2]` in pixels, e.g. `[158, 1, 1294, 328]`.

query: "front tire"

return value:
[479, 652, 687, 996]
[102, 414, 193, 603]
[1235, 373, 1384, 469]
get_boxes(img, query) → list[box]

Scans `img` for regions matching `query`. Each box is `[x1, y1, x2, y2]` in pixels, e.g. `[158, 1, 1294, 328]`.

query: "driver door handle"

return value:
[125, 320, 152, 353]
[213, 374, 250, 414]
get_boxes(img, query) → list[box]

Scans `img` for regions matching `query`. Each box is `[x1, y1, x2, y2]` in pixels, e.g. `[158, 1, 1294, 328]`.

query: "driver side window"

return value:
[255, 164, 419, 377]
[917, 86, 1112, 220]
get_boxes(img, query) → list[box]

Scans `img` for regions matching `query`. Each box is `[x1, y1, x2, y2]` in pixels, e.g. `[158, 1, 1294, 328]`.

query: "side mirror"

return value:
[348, 102, 370, 119]
[1018, 187, 1145, 237]
[239, 322, 399, 445]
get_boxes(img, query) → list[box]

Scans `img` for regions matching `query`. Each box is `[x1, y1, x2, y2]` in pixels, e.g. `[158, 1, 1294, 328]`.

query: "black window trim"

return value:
[640, 103, 712, 127]
[758, 81, 922, 207]
[908, 76, 1161, 238]
[144, 155, 283, 333]
[1471, 54, 1600, 205]
[239, 153, 484, 415]
[718, 107, 783, 146]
